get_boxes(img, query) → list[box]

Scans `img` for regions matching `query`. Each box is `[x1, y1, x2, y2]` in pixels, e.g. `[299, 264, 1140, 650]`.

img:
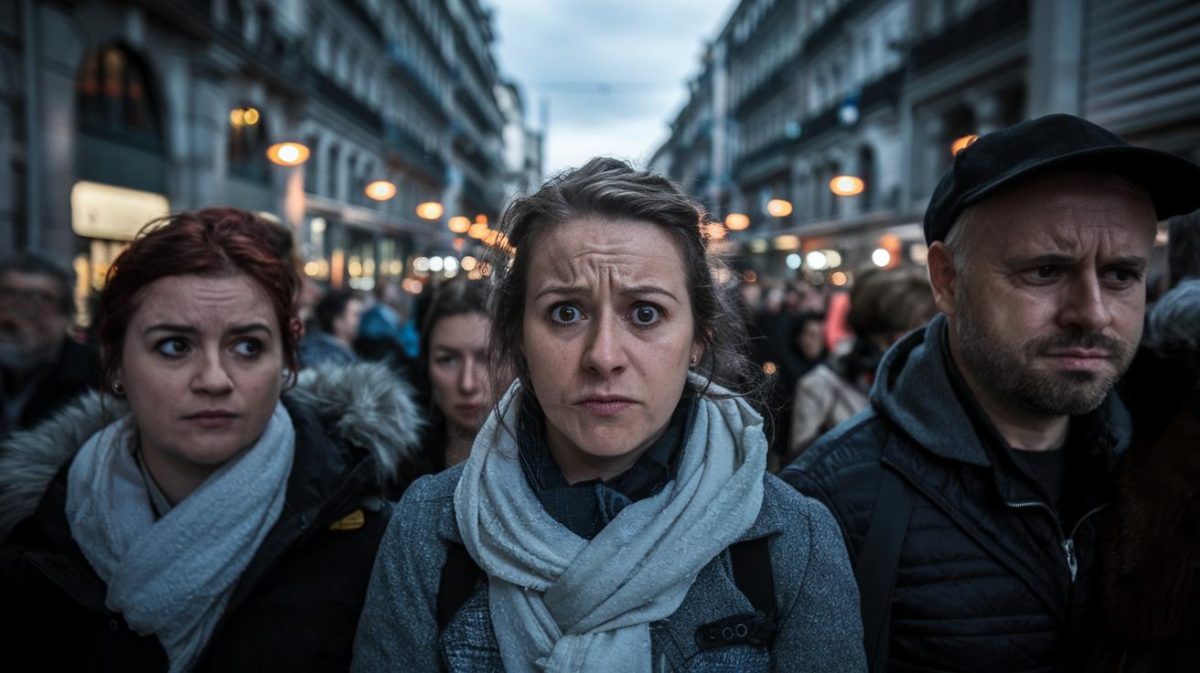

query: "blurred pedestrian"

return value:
[299, 289, 362, 368]
[784, 268, 933, 464]
[357, 280, 420, 368]
[1090, 280, 1200, 672]
[783, 114, 1200, 672]
[0, 208, 422, 672]
[353, 158, 865, 672]
[0, 254, 100, 438]
[404, 277, 502, 487]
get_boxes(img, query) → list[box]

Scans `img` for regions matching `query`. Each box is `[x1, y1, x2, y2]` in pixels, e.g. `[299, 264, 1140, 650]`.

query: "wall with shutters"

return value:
[1083, 0, 1200, 157]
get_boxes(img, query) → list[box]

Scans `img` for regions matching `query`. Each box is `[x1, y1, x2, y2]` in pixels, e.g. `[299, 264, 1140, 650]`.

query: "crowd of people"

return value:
[0, 112, 1199, 672]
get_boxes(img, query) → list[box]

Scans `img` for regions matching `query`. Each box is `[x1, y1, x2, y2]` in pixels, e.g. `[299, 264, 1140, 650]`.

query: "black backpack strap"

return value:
[730, 536, 776, 616]
[437, 543, 481, 632]
[855, 467, 914, 673]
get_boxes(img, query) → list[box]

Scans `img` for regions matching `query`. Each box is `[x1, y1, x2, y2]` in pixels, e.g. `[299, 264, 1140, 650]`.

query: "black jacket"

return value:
[782, 315, 1131, 673]
[0, 363, 424, 672]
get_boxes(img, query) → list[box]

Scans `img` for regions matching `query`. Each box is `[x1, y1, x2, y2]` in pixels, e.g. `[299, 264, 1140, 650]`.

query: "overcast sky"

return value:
[491, 0, 735, 175]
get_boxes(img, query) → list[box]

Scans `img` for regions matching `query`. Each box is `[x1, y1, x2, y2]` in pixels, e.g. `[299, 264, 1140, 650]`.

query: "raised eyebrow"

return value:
[621, 285, 680, 303]
[143, 323, 198, 337]
[228, 322, 274, 337]
[534, 285, 587, 301]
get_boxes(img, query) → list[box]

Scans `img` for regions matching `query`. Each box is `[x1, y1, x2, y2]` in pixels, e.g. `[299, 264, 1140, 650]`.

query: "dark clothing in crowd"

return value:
[0, 339, 99, 437]
[1090, 354, 1200, 672]
[0, 364, 423, 672]
[784, 314, 1131, 673]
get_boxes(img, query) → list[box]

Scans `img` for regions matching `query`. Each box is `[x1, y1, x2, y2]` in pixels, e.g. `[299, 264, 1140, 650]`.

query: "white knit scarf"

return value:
[454, 376, 766, 673]
[66, 401, 295, 673]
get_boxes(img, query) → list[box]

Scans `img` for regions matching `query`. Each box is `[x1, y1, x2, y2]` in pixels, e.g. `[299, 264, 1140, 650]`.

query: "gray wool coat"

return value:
[352, 465, 867, 672]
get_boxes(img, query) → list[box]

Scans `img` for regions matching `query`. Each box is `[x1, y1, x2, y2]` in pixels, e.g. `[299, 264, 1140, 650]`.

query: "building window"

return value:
[227, 104, 270, 183]
[75, 44, 163, 151]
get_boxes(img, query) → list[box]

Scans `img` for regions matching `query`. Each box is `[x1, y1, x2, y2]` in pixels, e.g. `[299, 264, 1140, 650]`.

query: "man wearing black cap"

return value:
[782, 114, 1200, 672]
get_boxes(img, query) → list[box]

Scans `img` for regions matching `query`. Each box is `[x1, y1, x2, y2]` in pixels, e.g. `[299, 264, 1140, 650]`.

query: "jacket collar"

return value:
[871, 313, 1132, 471]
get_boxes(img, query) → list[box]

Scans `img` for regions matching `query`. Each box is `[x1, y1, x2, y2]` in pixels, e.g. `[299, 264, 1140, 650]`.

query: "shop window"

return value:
[75, 44, 163, 151]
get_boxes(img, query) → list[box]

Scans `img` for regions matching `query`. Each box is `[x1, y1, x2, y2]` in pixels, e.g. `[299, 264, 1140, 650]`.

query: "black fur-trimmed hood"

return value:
[0, 362, 423, 539]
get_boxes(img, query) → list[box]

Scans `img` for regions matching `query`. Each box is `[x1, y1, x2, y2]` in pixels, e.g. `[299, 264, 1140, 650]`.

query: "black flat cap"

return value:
[924, 113, 1200, 244]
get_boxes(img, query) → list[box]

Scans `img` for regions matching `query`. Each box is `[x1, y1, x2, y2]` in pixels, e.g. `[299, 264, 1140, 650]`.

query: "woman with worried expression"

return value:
[354, 159, 866, 672]
[412, 277, 503, 477]
[0, 208, 423, 672]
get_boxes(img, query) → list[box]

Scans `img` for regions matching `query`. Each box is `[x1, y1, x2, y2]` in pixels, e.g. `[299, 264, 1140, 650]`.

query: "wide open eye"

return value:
[630, 304, 662, 326]
[550, 303, 584, 325]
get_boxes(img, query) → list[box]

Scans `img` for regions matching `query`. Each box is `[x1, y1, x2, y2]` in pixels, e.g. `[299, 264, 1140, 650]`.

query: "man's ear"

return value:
[926, 241, 959, 318]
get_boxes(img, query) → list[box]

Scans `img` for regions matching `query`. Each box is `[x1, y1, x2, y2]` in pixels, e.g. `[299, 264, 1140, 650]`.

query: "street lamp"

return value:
[766, 199, 793, 217]
[829, 175, 865, 196]
[468, 222, 489, 239]
[724, 213, 750, 231]
[364, 180, 397, 201]
[416, 201, 444, 220]
[266, 142, 310, 167]
[448, 216, 471, 234]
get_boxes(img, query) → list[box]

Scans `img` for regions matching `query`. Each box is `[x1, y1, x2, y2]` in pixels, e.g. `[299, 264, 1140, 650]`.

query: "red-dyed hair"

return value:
[98, 208, 301, 388]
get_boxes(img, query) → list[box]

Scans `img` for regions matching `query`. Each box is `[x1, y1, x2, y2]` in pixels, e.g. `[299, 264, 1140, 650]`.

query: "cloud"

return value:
[491, 0, 732, 173]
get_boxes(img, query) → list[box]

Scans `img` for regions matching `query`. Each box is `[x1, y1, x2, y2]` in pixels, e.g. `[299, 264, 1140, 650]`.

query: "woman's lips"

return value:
[577, 398, 634, 417]
[183, 411, 237, 429]
[454, 404, 483, 416]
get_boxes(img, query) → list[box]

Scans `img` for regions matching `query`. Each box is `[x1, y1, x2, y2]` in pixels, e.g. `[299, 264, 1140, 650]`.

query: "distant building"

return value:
[1, 0, 518, 303]
[495, 80, 544, 201]
[656, 0, 1200, 280]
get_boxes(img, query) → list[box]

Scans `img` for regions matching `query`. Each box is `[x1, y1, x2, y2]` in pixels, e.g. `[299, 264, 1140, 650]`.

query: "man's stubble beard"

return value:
[953, 293, 1133, 418]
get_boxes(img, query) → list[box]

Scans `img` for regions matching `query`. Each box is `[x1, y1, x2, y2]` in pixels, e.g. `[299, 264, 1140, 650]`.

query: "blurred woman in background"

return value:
[411, 277, 499, 477]
[786, 267, 934, 465]
[0, 208, 421, 672]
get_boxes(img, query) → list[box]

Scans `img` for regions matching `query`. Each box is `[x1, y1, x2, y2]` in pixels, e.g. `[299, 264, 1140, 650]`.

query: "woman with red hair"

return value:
[0, 208, 423, 672]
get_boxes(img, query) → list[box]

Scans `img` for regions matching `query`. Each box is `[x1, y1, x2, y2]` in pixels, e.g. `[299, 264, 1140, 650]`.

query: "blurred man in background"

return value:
[299, 289, 362, 368]
[0, 254, 99, 437]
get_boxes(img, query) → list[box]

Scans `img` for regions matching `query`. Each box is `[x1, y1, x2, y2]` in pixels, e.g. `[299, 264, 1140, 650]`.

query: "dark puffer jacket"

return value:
[0, 363, 423, 672]
[782, 315, 1130, 673]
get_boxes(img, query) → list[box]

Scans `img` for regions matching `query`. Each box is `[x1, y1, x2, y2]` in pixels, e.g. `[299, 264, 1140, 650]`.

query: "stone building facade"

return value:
[2, 0, 540, 296]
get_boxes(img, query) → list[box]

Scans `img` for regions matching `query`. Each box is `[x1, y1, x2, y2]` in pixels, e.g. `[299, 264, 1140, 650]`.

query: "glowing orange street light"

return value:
[724, 213, 750, 231]
[829, 175, 865, 196]
[364, 180, 397, 201]
[468, 222, 489, 239]
[705, 222, 727, 239]
[951, 134, 979, 155]
[766, 198, 793, 217]
[448, 216, 471, 234]
[266, 142, 310, 167]
[474, 214, 488, 226]
[416, 201, 444, 220]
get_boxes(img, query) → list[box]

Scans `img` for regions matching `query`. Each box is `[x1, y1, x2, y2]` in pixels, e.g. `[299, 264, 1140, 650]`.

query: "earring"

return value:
[689, 355, 698, 366]
[111, 381, 126, 396]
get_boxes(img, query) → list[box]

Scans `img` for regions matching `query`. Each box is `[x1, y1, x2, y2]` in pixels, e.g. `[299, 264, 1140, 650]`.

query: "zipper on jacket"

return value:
[1004, 500, 1106, 583]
